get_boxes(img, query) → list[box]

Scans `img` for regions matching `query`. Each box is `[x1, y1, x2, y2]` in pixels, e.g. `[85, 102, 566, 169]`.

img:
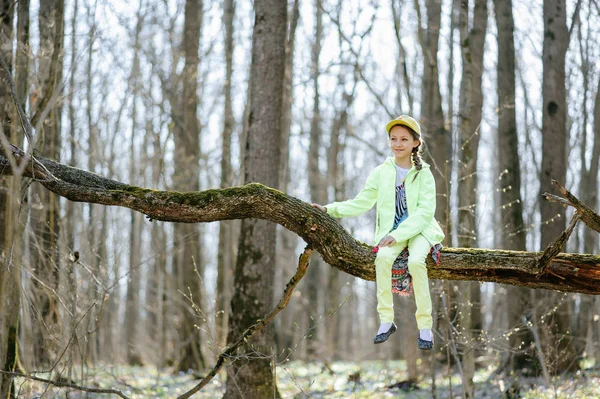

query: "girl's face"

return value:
[388, 125, 420, 156]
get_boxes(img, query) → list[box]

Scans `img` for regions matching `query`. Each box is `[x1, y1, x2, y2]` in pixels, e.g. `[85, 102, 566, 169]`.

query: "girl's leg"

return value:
[375, 241, 407, 323]
[407, 234, 433, 330]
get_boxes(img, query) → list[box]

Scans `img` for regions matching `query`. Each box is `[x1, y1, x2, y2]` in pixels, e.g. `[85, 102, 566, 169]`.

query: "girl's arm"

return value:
[323, 167, 379, 218]
[388, 169, 436, 243]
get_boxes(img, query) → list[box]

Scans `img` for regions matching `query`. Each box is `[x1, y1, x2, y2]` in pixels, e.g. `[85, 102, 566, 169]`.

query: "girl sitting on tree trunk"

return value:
[312, 115, 445, 350]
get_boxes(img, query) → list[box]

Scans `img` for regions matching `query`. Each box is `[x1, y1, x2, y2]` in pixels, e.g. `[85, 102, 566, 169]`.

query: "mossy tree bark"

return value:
[2, 146, 600, 296]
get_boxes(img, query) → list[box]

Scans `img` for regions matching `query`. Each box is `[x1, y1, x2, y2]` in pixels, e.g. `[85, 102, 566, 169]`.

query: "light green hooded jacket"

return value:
[324, 157, 445, 246]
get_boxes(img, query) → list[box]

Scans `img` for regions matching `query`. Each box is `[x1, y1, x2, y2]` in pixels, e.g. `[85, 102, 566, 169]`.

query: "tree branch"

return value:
[2, 142, 600, 294]
[0, 370, 131, 399]
[177, 247, 313, 399]
[536, 210, 581, 278]
[543, 179, 600, 233]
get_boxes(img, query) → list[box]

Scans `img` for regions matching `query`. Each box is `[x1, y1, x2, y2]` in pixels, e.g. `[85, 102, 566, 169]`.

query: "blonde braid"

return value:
[411, 147, 423, 171]
[411, 139, 423, 182]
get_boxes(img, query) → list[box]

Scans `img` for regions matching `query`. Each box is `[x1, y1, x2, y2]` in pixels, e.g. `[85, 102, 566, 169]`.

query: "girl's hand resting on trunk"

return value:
[378, 235, 397, 248]
[312, 204, 327, 212]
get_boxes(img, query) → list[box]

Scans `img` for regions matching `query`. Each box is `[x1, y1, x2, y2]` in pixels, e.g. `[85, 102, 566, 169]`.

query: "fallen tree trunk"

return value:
[1, 147, 600, 295]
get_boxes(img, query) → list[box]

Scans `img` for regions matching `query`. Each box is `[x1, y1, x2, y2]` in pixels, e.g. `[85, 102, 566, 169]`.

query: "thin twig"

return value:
[440, 291, 468, 399]
[177, 247, 314, 399]
[550, 179, 600, 233]
[0, 370, 131, 399]
[542, 193, 573, 207]
[523, 295, 551, 386]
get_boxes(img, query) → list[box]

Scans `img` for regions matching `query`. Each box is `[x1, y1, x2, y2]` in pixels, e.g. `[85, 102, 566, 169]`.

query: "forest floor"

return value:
[14, 359, 600, 398]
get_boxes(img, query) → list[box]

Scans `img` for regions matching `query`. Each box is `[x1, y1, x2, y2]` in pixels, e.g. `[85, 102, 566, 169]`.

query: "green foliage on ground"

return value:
[14, 360, 600, 398]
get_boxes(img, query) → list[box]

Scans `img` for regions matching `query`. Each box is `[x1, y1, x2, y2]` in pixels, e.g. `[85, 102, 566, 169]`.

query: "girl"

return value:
[312, 115, 445, 350]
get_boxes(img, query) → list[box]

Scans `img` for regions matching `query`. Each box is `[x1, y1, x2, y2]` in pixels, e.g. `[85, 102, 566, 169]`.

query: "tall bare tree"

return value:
[146, 80, 169, 366]
[578, 17, 599, 255]
[456, 0, 487, 394]
[539, 0, 576, 374]
[325, 74, 356, 360]
[493, 0, 533, 374]
[540, 1, 568, 244]
[495, 0, 526, 253]
[275, 0, 300, 356]
[124, 4, 145, 365]
[415, 0, 450, 236]
[0, 2, 22, 396]
[173, 0, 206, 371]
[391, 0, 414, 115]
[216, 0, 236, 349]
[306, 0, 326, 359]
[28, 0, 65, 366]
[224, 0, 287, 396]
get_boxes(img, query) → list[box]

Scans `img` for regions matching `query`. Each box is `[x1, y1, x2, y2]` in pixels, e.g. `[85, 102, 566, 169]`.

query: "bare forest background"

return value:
[0, 0, 600, 397]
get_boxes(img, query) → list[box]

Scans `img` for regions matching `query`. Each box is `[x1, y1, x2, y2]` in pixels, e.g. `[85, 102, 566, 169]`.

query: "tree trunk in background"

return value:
[457, 0, 487, 394]
[28, 0, 64, 367]
[224, 0, 287, 396]
[176, 0, 206, 371]
[216, 0, 236, 350]
[124, 7, 144, 366]
[306, 0, 326, 360]
[417, 0, 450, 241]
[493, 0, 535, 374]
[391, 0, 420, 371]
[278, 0, 299, 192]
[64, 0, 82, 371]
[391, 0, 414, 115]
[540, 1, 568, 248]
[325, 79, 354, 361]
[581, 78, 600, 254]
[144, 79, 164, 364]
[0, 0, 14, 247]
[539, 0, 576, 375]
[275, 0, 299, 357]
[158, 3, 184, 369]
[574, 19, 599, 361]
[65, 0, 77, 259]
[148, 92, 169, 365]
[494, 0, 526, 254]
[447, 0, 458, 244]
[81, 2, 108, 367]
[587, 80, 600, 361]
[0, 3, 22, 397]
[97, 105, 120, 361]
[457, 0, 486, 248]
[579, 25, 599, 256]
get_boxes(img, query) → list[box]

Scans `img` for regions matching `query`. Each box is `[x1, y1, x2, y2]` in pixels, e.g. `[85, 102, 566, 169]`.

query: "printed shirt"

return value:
[393, 164, 410, 229]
